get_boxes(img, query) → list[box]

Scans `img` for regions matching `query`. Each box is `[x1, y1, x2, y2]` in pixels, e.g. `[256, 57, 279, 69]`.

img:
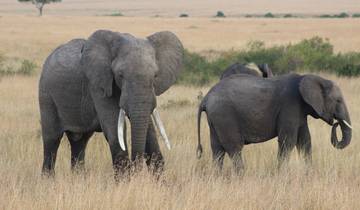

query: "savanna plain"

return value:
[1, 14, 360, 209]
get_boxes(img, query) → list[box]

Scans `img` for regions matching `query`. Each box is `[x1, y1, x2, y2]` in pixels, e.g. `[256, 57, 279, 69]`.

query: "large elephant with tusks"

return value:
[39, 30, 184, 179]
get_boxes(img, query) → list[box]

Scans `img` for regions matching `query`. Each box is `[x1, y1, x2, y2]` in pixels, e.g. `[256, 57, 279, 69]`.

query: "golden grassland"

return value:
[0, 16, 360, 209]
[1, 15, 360, 66]
[1, 0, 360, 16]
[1, 75, 360, 209]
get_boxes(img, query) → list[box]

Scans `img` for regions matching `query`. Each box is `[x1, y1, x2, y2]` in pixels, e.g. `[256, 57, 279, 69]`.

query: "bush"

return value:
[352, 13, 360, 18]
[179, 13, 189, 17]
[264, 12, 275, 18]
[215, 11, 226, 18]
[283, 14, 294, 18]
[319, 12, 349, 18]
[18, 59, 36, 75]
[179, 37, 360, 85]
[108, 11, 124, 16]
[336, 12, 349, 18]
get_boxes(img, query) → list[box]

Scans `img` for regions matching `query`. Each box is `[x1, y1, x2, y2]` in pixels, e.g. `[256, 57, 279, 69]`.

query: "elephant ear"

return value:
[257, 64, 273, 78]
[147, 31, 184, 95]
[81, 30, 123, 97]
[299, 75, 333, 117]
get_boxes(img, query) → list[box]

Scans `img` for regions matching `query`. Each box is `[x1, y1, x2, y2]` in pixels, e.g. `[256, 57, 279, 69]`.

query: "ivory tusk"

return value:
[152, 108, 171, 150]
[117, 109, 126, 151]
[342, 120, 353, 129]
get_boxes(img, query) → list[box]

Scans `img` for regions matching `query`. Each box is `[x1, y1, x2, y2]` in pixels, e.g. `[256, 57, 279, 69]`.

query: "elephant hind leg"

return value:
[296, 123, 312, 165]
[228, 150, 244, 175]
[209, 119, 244, 175]
[209, 123, 225, 172]
[277, 128, 298, 170]
[40, 95, 64, 177]
[66, 131, 93, 172]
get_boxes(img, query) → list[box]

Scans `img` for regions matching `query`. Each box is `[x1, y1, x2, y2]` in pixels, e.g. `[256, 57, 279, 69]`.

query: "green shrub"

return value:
[319, 12, 349, 18]
[179, 37, 360, 85]
[107, 11, 124, 16]
[336, 12, 349, 18]
[179, 13, 189, 17]
[284, 14, 294, 18]
[18, 59, 36, 75]
[264, 12, 275, 18]
[215, 11, 226, 18]
[352, 13, 360, 18]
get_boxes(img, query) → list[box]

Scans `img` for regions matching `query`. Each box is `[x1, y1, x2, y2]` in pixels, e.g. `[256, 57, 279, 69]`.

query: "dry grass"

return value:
[0, 14, 360, 209]
[1, 0, 360, 16]
[1, 16, 360, 67]
[0, 74, 359, 209]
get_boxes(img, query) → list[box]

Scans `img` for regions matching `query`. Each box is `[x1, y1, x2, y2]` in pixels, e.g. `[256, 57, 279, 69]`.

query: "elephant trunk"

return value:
[331, 116, 352, 149]
[130, 105, 152, 162]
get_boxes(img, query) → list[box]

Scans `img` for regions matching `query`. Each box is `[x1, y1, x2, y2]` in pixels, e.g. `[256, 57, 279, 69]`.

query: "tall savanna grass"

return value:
[0, 74, 359, 209]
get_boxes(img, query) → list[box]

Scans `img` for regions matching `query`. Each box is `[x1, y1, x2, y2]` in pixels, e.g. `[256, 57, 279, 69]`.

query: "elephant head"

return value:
[80, 30, 183, 159]
[299, 75, 352, 149]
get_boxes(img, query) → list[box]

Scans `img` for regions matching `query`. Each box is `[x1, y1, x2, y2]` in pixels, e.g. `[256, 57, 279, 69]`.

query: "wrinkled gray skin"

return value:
[197, 73, 352, 173]
[220, 63, 273, 79]
[39, 30, 183, 178]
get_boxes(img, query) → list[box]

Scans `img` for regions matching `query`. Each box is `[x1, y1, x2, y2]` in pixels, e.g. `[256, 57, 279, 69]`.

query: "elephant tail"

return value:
[197, 100, 206, 159]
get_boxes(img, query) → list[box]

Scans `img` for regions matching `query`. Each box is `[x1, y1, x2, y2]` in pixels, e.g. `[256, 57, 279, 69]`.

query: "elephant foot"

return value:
[146, 153, 164, 175]
[113, 158, 131, 182]
[41, 168, 55, 179]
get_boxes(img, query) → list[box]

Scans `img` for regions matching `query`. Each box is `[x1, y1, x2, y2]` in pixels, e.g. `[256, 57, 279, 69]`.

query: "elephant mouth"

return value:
[117, 108, 171, 151]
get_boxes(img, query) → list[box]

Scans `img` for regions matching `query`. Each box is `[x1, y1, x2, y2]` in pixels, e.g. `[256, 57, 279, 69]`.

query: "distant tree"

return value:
[179, 13, 189, 18]
[264, 12, 275, 18]
[215, 11, 226, 17]
[18, 0, 61, 16]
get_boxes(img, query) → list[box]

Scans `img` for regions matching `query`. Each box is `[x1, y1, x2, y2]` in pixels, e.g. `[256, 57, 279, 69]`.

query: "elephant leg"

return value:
[296, 123, 312, 165]
[211, 118, 244, 175]
[145, 119, 164, 174]
[90, 95, 130, 180]
[66, 131, 93, 172]
[277, 128, 297, 170]
[209, 123, 225, 172]
[42, 133, 63, 177]
[107, 121, 130, 181]
[228, 150, 244, 175]
[40, 97, 64, 177]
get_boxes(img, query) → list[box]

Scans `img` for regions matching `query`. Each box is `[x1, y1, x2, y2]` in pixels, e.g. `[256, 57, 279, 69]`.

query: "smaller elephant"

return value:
[197, 73, 352, 173]
[220, 63, 273, 79]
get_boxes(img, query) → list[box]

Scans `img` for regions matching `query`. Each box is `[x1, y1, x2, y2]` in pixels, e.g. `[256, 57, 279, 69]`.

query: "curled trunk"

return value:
[331, 120, 352, 149]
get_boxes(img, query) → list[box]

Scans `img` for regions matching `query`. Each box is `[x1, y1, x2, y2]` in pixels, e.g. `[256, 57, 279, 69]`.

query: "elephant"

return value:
[220, 63, 273, 79]
[39, 30, 184, 178]
[197, 73, 352, 173]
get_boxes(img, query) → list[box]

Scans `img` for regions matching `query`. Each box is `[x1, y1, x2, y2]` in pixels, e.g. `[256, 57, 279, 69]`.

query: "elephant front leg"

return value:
[66, 131, 94, 172]
[145, 120, 164, 175]
[296, 123, 312, 165]
[102, 119, 129, 181]
[277, 128, 298, 170]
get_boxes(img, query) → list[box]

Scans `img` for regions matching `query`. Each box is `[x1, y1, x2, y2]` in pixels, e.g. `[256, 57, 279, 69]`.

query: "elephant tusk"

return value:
[342, 120, 353, 129]
[117, 109, 126, 151]
[152, 108, 171, 150]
